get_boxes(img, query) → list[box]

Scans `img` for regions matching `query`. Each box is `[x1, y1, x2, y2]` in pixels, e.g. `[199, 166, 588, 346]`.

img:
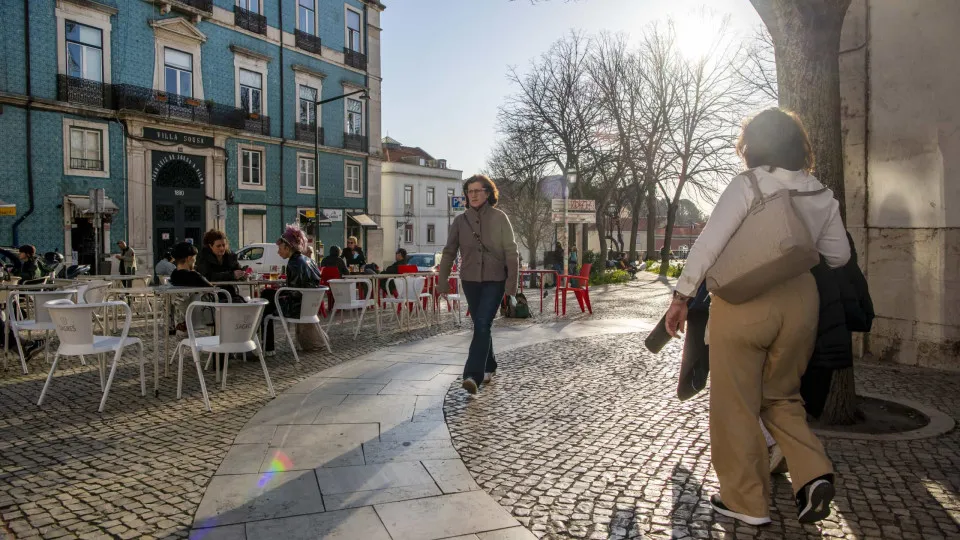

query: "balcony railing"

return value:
[173, 0, 213, 11]
[343, 48, 367, 71]
[295, 30, 322, 55]
[57, 75, 112, 109]
[234, 5, 267, 35]
[112, 84, 271, 136]
[69, 157, 103, 171]
[296, 123, 324, 144]
[343, 132, 368, 152]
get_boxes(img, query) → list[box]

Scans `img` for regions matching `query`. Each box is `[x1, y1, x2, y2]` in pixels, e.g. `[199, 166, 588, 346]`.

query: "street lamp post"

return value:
[313, 88, 369, 253]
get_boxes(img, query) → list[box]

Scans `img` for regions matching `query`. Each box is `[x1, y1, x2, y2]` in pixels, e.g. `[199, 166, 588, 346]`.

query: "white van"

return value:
[236, 243, 286, 275]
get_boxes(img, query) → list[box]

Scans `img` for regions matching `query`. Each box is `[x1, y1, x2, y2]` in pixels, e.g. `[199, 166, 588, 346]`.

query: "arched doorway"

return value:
[152, 152, 206, 259]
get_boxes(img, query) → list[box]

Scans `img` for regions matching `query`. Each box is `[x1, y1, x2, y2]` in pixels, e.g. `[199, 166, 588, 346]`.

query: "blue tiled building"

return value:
[0, 0, 386, 270]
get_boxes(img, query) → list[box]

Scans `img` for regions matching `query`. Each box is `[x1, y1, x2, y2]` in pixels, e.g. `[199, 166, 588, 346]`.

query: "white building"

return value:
[379, 137, 463, 266]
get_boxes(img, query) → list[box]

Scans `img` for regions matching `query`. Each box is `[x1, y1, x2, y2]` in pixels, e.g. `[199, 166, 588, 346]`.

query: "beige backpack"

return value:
[705, 170, 827, 304]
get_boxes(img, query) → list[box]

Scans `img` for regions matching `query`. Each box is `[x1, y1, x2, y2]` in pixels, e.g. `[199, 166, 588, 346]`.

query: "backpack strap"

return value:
[744, 169, 830, 201]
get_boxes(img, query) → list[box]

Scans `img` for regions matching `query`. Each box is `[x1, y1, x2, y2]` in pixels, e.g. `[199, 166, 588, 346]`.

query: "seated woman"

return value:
[343, 236, 366, 269]
[260, 224, 321, 356]
[169, 242, 214, 338]
[196, 229, 245, 302]
[319, 245, 349, 277]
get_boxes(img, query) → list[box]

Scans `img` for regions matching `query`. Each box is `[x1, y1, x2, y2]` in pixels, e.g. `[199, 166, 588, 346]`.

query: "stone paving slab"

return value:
[373, 490, 520, 540]
[243, 507, 392, 540]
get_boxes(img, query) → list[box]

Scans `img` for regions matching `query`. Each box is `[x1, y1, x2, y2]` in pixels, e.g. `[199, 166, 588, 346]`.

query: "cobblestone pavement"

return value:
[0, 274, 672, 540]
[445, 335, 960, 540]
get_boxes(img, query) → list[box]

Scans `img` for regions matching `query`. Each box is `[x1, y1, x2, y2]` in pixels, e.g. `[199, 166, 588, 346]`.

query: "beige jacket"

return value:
[438, 203, 519, 296]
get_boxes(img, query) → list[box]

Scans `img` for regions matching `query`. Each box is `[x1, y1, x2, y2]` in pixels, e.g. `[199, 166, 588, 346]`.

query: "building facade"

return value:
[0, 0, 385, 271]
[380, 138, 462, 266]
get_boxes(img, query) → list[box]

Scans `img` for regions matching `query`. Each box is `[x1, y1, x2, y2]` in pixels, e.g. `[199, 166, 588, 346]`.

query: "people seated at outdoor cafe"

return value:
[343, 236, 366, 269]
[0, 245, 42, 281]
[155, 251, 175, 280]
[196, 229, 246, 303]
[320, 245, 349, 278]
[169, 242, 214, 338]
[260, 224, 321, 356]
[380, 248, 409, 295]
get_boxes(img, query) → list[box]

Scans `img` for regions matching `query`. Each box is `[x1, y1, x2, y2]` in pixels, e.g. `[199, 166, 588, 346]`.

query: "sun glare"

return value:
[671, 11, 727, 60]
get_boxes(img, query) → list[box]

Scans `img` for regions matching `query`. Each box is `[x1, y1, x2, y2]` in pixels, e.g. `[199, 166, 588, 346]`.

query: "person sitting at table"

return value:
[154, 251, 175, 284]
[319, 245, 349, 277]
[380, 248, 409, 295]
[196, 229, 246, 303]
[343, 236, 366, 269]
[169, 242, 214, 339]
[0, 245, 42, 281]
[260, 224, 321, 356]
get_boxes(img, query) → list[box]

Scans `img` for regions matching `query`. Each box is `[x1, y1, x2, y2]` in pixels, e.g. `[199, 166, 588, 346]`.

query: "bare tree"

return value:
[734, 27, 778, 106]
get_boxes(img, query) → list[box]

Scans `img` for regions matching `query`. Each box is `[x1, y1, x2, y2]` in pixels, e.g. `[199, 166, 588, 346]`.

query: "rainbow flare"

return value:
[257, 451, 294, 487]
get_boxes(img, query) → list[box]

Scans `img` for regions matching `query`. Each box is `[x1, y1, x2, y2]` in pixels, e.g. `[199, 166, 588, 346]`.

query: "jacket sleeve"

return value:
[438, 215, 460, 284]
[818, 202, 851, 269]
[502, 212, 520, 297]
[198, 255, 236, 282]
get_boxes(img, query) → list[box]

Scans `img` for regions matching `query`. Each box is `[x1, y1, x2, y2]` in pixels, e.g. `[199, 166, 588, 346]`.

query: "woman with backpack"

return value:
[437, 174, 519, 395]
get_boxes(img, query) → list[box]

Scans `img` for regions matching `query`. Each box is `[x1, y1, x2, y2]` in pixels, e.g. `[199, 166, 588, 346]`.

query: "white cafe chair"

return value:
[263, 287, 332, 363]
[173, 299, 273, 411]
[326, 279, 379, 338]
[37, 300, 144, 413]
[5, 289, 77, 374]
[78, 281, 111, 332]
[441, 275, 465, 326]
[381, 276, 428, 330]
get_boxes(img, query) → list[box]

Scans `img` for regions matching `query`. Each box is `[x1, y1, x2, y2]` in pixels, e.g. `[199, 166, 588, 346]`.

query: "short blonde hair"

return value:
[347, 236, 359, 246]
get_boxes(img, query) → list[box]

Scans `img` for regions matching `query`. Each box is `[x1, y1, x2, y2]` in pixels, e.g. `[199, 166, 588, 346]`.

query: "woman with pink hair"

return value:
[260, 223, 321, 355]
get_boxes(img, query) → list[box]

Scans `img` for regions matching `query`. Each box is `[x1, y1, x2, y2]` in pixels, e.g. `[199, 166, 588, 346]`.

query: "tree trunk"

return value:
[645, 183, 657, 261]
[751, 0, 856, 425]
[659, 204, 677, 277]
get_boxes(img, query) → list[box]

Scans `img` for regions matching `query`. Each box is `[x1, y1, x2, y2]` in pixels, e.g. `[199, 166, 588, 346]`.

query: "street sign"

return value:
[551, 199, 595, 212]
[450, 196, 466, 211]
[552, 212, 596, 224]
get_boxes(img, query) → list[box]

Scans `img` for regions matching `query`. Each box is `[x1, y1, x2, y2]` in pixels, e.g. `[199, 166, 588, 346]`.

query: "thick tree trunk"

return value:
[645, 183, 657, 261]
[659, 204, 677, 277]
[751, 0, 856, 425]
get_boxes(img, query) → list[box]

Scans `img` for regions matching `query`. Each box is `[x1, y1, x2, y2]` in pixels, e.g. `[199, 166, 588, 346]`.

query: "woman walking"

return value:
[665, 108, 849, 526]
[438, 174, 519, 394]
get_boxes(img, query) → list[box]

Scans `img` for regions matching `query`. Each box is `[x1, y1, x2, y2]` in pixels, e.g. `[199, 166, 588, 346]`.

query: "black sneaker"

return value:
[797, 477, 835, 523]
[709, 494, 771, 526]
[461, 377, 478, 395]
[24, 339, 45, 360]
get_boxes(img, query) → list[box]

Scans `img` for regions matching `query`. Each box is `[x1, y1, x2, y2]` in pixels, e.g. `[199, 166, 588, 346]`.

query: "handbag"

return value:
[705, 169, 827, 304]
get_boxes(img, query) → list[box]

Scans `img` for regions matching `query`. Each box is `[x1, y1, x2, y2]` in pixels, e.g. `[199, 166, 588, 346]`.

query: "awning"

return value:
[66, 195, 119, 215]
[348, 214, 377, 227]
[0, 199, 15, 216]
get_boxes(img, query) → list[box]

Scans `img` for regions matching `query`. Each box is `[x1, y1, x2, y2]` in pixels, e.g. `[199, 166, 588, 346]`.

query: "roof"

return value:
[382, 144, 435, 164]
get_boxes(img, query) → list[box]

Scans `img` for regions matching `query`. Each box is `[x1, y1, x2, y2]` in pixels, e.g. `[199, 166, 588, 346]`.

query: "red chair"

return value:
[557, 263, 593, 315]
[319, 267, 341, 317]
[397, 265, 418, 274]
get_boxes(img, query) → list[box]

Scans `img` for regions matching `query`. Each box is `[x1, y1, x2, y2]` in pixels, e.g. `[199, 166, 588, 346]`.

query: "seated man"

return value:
[380, 248, 408, 295]
[169, 242, 214, 338]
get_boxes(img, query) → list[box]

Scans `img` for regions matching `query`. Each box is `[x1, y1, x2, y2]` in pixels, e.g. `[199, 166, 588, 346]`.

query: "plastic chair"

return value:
[263, 287, 332, 363]
[326, 278, 379, 337]
[557, 263, 593, 315]
[172, 299, 273, 411]
[381, 276, 427, 330]
[78, 281, 112, 332]
[38, 300, 144, 412]
[440, 275, 464, 326]
[4, 290, 77, 374]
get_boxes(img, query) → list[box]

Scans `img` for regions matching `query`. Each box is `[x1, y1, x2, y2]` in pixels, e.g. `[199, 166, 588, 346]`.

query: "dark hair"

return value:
[329, 245, 342, 257]
[171, 242, 197, 263]
[203, 229, 227, 247]
[736, 108, 814, 173]
[163, 251, 173, 261]
[462, 174, 500, 207]
[396, 248, 407, 258]
[18, 244, 35, 257]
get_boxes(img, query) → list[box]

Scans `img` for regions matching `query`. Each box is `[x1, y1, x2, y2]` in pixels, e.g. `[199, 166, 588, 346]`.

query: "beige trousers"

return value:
[709, 272, 834, 518]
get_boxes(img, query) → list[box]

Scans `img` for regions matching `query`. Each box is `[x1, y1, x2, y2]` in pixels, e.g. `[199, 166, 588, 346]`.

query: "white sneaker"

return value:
[264, 350, 276, 358]
[483, 372, 494, 383]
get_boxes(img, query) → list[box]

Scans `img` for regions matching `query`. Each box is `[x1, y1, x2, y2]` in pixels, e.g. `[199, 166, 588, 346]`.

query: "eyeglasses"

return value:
[466, 189, 488, 196]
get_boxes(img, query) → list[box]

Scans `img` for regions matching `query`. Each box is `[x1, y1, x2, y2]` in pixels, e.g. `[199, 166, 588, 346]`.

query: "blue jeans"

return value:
[461, 280, 505, 385]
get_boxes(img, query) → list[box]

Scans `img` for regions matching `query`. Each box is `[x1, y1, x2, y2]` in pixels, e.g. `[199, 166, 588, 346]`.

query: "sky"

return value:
[381, 0, 764, 180]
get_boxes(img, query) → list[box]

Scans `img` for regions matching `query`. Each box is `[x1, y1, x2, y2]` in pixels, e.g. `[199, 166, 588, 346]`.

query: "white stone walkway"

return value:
[189, 318, 652, 540]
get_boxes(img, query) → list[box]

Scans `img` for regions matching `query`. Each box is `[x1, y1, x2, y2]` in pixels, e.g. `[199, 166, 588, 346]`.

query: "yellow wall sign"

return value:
[0, 206, 15, 216]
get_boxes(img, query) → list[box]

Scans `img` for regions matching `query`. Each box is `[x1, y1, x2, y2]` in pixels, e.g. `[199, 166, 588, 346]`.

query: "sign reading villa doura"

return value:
[143, 127, 215, 148]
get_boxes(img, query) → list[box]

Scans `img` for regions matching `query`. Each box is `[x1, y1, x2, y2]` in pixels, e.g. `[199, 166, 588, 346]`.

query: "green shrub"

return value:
[589, 269, 630, 286]
[644, 259, 684, 278]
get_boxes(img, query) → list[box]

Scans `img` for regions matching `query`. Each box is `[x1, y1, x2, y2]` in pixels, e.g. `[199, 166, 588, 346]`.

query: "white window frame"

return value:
[426, 187, 436, 207]
[404, 224, 414, 244]
[56, 1, 113, 84]
[344, 5, 364, 54]
[151, 18, 206, 99]
[297, 153, 316, 194]
[62, 118, 110, 178]
[237, 143, 266, 191]
[164, 47, 194, 97]
[239, 68, 263, 114]
[426, 224, 436, 244]
[297, 0, 318, 35]
[403, 185, 413, 212]
[343, 84, 365, 136]
[234, 52, 269, 117]
[65, 20, 104, 82]
[236, 0, 262, 14]
[345, 161, 362, 198]
[293, 68, 325, 133]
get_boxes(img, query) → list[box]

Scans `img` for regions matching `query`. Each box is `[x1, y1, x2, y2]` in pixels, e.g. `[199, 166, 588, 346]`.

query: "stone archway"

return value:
[152, 152, 206, 259]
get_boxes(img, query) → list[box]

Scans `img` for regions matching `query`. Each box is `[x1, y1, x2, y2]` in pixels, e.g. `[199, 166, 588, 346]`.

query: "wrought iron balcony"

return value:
[343, 132, 368, 152]
[234, 5, 267, 35]
[112, 84, 271, 136]
[57, 75, 112, 109]
[172, 0, 212, 11]
[295, 30, 322, 55]
[343, 48, 367, 71]
[69, 157, 103, 171]
[296, 123, 324, 144]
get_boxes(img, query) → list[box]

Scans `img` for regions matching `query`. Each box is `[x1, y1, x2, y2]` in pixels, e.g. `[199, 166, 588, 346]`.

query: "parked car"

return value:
[406, 252, 442, 272]
[236, 243, 286, 276]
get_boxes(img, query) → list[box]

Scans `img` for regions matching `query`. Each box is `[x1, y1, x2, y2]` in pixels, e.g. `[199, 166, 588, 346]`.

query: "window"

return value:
[346, 98, 363, 135]
[164, 48, 193, 97]
[238, 247, 264, 261]
[298, 0, 315, 34]
[237, 0, 260, 13]
[427, 224, 436, 244]
[345, 163, 361, 194]
[426, 187, 436, 207]
[404, 224, 413, 244]
[403, 185, 413, 211]
[346, 8, 362, 52]
[298, 156, 315, 190]
[66, 21, 103, 82]
[239, 69, 262, 114]
[299, 85, 317, 125]
[69, 127, 103, 171]
[241, 149, 262, 185]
